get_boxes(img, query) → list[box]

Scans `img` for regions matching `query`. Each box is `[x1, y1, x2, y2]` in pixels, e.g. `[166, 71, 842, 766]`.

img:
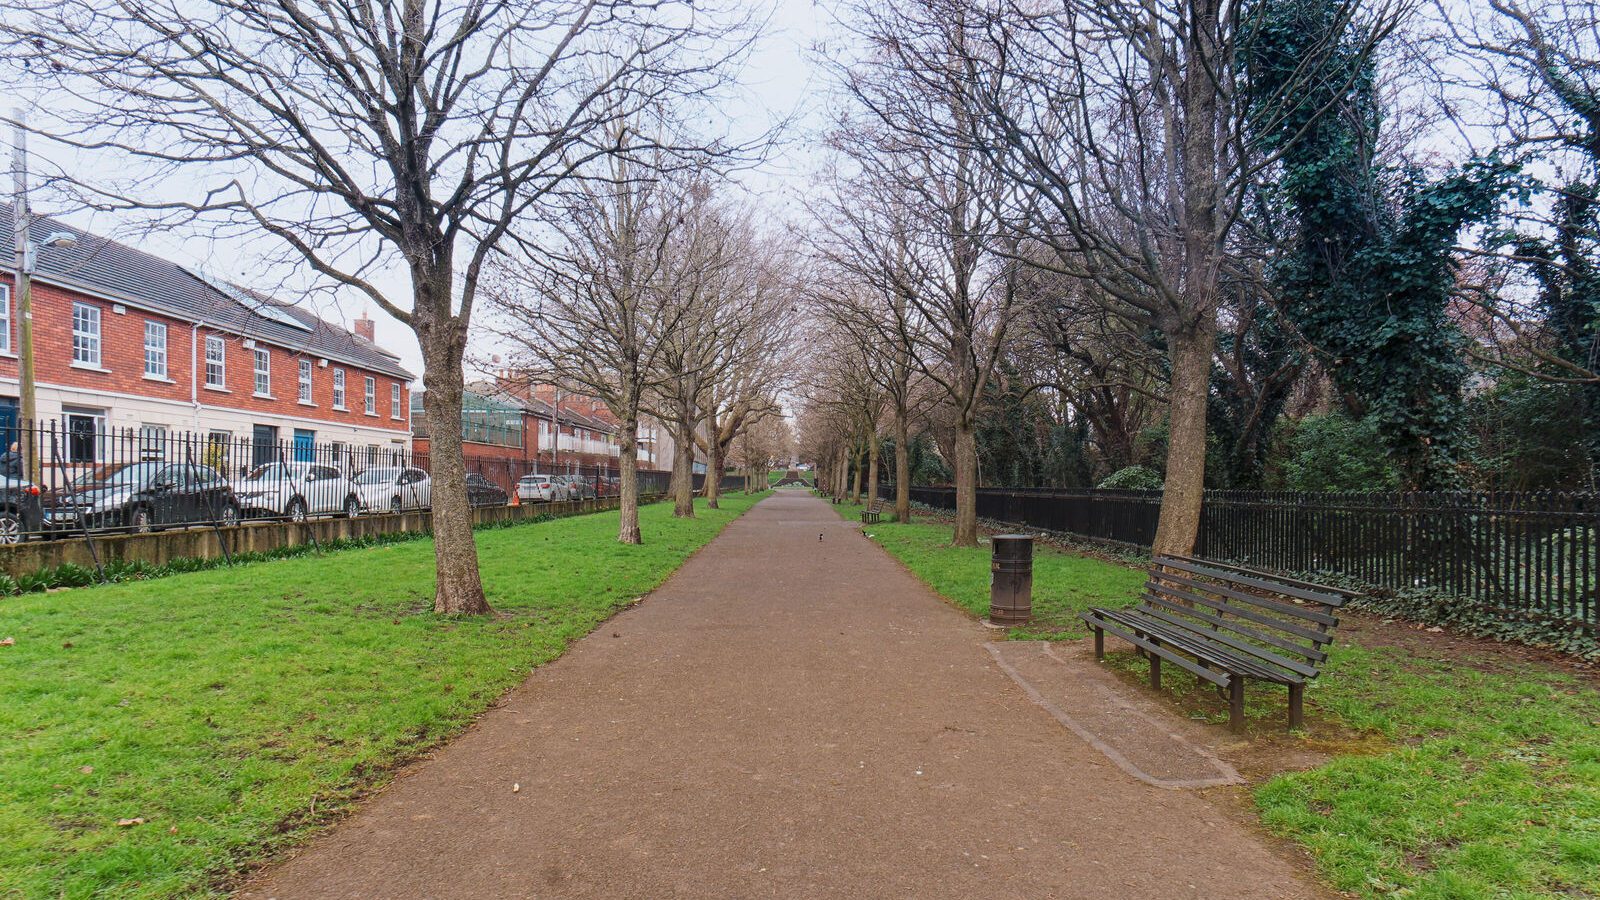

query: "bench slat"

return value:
[1099, 608, 1296, 682]
[1150, 569, 1340, 627]
[1154, 555, 1347, 608]
[1160, 555, 1360, 601]
[1135, 598, 1320, 679]
[1146, 580, 1333, 649]
[1081, 610, 1233, 688]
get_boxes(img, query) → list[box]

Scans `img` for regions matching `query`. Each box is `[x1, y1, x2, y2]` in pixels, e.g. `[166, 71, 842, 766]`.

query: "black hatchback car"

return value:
[45, 461, 241, 533]
[464, 472, 509, 508]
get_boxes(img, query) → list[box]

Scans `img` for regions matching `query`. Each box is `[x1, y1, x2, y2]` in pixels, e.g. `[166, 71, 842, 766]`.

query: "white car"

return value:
[236, 462, 362, 520]
[517, 473, 566, 502]
[353, 466, 432, 513]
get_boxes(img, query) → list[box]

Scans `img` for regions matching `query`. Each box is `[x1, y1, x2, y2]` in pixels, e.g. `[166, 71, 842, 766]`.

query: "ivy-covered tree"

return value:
[1247, 0, 1511, 489]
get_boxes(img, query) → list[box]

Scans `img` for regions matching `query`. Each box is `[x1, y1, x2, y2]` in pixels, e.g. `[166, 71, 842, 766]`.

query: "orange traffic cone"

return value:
[510, 489, 521, 507]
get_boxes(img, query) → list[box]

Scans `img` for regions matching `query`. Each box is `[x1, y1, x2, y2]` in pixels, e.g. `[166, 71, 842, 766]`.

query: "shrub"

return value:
[1096, 465, 1163, 490]
[1272, 413, 1400, 492]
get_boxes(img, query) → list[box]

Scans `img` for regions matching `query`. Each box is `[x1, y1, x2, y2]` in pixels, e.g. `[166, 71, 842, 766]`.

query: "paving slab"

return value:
[241, 493, 1325, 899]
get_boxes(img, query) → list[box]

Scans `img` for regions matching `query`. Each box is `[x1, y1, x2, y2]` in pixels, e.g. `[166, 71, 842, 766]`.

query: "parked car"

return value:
[235, 462, 362, 520]
[45, 461, 241, 533]
[464, 472, 509, 508]
[352, 466, 432, 513]
[0, 476, 44, 543]
[564, 475, 597, 500]
[517, 473, 565, 503]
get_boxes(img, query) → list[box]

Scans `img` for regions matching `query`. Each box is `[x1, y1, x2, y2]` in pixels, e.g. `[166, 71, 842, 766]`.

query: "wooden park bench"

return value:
[1079, 555, 1356, 732]
[861, 497, 888, 524]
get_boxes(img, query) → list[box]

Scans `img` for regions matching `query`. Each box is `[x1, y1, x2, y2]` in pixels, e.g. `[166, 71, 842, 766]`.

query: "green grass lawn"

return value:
[0, 494, 764, 899]
[838, 500, 1600, 900]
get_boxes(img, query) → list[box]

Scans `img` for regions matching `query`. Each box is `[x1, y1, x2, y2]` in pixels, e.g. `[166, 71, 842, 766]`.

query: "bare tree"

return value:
[487, 146, 695, 544]
[893, 0, 1397, 554]
[824, 1, 1021, 545]
[0, 0, 751, 612]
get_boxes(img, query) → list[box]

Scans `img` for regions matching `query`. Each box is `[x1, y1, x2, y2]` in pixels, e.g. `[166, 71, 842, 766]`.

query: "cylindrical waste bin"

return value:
[989, 534, 1034, 626]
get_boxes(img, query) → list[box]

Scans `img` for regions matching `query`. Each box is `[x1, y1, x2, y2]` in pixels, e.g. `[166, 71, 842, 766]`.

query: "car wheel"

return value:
[220, 503, 240, 527]
[287, 497, 308, 523]
[391, 496, 403, 514]
[0, 511, 20, 545]
[131, 505, 154, 533]
[344, 496, 361, 518]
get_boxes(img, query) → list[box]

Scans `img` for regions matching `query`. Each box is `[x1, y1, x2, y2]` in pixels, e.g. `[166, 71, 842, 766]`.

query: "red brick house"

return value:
[0, 204, 414, 471]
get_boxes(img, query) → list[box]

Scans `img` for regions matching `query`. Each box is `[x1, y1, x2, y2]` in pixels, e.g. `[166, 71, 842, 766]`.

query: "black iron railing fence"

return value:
[887, 483, 1600, 632]
[0, 420, 731, 541]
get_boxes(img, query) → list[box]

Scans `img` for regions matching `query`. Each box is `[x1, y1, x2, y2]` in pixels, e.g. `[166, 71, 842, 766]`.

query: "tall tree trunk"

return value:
[894, 407, 910, 524]
[835, 446, 848, 501]
[866, 436, 879, 507]
[705, 427, 722, 510]
[1152, 323, 1216, 556]
[618, 416, 641, 544]
[672, 418, 695, 517]
[952, 421, 978, 546]
[851, 448, 863, 503]
[420, 345, 491, 615]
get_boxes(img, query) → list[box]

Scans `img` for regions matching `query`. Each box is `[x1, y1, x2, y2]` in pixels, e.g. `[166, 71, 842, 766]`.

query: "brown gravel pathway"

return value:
[241, 492, 1324, 899]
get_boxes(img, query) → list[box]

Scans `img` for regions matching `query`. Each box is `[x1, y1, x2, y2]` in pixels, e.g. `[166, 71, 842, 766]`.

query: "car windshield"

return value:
[71, 462, 164, 490]
[243, 463, 296, 482]
[354, 468, 399, 485]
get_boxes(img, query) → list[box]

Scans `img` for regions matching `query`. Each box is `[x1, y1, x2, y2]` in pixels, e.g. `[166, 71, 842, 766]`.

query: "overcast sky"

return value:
[9, 0, 843, 384]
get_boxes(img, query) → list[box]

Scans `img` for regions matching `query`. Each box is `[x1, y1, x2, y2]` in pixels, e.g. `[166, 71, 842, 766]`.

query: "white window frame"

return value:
[63, 407, 106, 463]
[0, 284, 11, 354]
[298, 358, 314, 404]
[143, 320, 168, 379]
[253, 346, 272, 397]
[332, 368, 346, 409]
[364, 376, 376, 415]
[391, 382, 403, 419]
[205, 335, 227, 389]
[71, 302, 101, 368]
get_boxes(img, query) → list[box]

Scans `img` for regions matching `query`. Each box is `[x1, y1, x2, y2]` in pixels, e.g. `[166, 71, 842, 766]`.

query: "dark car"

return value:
[464, 472, 509, 508]
[0, 475, 45, 543]
[45, 461, 241, 533]
[560, 475, 597, 500]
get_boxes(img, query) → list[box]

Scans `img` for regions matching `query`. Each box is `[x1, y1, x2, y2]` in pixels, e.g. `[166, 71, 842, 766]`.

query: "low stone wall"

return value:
[0, 496, 656, 577]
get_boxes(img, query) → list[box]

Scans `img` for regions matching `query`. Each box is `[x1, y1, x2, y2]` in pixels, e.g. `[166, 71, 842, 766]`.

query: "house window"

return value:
[0, 284, 11, 353]
[364, 376, 376, 415]
[64, 407, 104, 463]
[332, 368, 346, 409]
[143, 321, 167, 378]
[253, 347, 271, 396]
[205, 335, 226, 388]
[391, 383, 402, 419]
[298, 359, 313, 403]
[204, 430, 232, 476]
[138, 424, 167, 460]
[71, 302, 101, 367]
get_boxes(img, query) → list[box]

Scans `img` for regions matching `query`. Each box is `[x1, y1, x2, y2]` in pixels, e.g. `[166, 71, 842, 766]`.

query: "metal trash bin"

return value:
[989, 534, 1034, 626]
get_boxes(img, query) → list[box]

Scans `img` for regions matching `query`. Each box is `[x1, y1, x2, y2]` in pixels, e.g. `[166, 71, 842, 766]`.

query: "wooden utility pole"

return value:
[11, 114, 39, 482]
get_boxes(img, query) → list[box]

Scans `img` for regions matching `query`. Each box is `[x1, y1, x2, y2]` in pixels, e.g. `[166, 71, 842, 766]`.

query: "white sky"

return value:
[10, 0, 844, 382]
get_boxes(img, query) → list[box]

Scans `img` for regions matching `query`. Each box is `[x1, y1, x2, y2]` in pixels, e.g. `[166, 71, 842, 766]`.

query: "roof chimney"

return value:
[354, 309, 375, 342]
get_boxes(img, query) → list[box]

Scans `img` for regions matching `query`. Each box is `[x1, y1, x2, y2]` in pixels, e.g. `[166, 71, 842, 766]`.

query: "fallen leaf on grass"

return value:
[0, 637, 14, 646]
[79, 766, 93, 775]
[116, 818, 145, 827]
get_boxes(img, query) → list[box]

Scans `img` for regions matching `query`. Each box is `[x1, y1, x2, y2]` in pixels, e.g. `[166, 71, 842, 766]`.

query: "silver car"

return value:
[517, 473, 565, 502]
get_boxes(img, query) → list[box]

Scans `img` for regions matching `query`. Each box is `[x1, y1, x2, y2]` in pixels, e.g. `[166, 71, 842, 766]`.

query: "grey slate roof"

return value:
[0, 203, 414, 381]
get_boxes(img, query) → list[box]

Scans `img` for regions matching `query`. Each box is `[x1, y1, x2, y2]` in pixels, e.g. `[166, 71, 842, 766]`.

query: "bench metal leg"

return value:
[1288, 683, 1304, 730]
[1228, 679, 1245, 733]
[1093, 626, 1104, 660]
[1149, 652, 1162, 691]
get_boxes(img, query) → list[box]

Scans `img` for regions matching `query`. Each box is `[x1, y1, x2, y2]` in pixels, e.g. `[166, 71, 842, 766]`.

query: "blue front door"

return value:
[292, 429, 315, 463]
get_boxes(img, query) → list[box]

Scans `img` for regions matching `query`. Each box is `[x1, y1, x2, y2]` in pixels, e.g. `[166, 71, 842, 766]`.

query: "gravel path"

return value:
[242, 492, 1323, 899]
